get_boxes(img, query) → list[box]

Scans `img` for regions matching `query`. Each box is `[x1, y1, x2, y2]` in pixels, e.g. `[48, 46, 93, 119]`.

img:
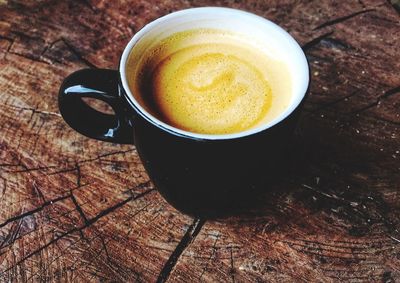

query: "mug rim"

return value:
[120, 7, 309, 141]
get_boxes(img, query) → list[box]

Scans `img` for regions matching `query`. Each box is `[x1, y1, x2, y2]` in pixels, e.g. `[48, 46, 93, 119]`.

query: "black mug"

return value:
[58, 7, 309, 216]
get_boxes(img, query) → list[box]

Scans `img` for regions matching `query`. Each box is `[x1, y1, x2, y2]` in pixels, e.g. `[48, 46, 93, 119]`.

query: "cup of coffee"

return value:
[58, 7, 309, 216]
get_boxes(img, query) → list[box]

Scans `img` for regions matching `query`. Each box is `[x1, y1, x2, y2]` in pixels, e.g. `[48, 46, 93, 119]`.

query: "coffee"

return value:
[126, 28, 292, 134]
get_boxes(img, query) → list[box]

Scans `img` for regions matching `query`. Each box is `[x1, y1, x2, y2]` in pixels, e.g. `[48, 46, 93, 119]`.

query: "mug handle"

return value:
[58, 69, 134, 144]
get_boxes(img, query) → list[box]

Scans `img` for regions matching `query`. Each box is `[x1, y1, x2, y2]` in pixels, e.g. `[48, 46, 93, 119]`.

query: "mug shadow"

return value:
[177, 118, 396, 239]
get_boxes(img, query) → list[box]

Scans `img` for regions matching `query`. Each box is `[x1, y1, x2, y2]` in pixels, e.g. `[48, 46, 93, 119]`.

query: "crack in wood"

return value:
[0, 176, 7, 199]
[48, 167, 77, 175]
[323, 266, 385, 273]
[0, 194, 70, 229]
[319, 37, 354, 50]
[295, 238, 391, 250]
[0, 102, 61, 122]
[368, 12, 400, 23]
[6, 51, 51, 65]
[70, 190, 88, 223]
[323, 263, 388, 280]
[126, 203, 152, 236]
[38, 107, 59, 118]
[0, 211, 26, 250]
[156, 218, 206, 283]
[75, 162, 82, 187]
[1, 184, 155, 273]
[75, 149, 136, 165]
[349, 85, 400, 114]
[313, 9, 376, 30]
[0, 163, 20, 167]
[15, 34, 100, 67]
[98, 233, 112, 262]
[199, 232, 220, 281]
[5, 164, 58, 173]
[302, 31, 334, 51]
[60, 37, 98, 69]
[5, 149, 134, 174]
[40, 37, 88, 65]
[79, 228, 88, 242]
[25, 222, 108, 281]
[45, 150, 135, 184]
[0, 35, 14, 54]
[141, 244, 174, 253]
[51, 230, 114, 282]
[30, 119, 45, 155]
[283, 241, 373, 256]
[286, 242, 368, 261]
[3, 32, 49, 64]
[82, 181, 153, 225]
[380, 85, 400, 99]
[229, 246, 236, 283]
[306, 91, 359, 115]
[0, 35, 14, 42]
[301, 182, 400, 241]
[0, 184, 87, 243]
[326, 272, 383, 281]
[10, 31, 43, 41]
[32, 181, 46, 203]
[40, 38, 60, 57]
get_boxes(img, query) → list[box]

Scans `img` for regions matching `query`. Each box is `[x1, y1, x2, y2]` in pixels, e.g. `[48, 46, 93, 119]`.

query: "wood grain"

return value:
[0, 0, 399, 282]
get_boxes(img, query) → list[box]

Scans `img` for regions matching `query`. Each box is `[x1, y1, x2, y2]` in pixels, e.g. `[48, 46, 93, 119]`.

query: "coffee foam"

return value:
[127, 29, 292, 134]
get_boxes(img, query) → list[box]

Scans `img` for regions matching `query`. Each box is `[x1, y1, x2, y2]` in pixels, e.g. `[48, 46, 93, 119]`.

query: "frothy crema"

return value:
[126, 29, 292, 134]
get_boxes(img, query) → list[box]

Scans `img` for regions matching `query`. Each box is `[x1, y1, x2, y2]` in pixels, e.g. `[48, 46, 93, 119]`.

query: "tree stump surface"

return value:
[0, 0, 399, 282]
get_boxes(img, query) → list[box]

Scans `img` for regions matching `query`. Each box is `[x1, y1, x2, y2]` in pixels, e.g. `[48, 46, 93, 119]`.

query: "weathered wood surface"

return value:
[0, 0, 399, 282]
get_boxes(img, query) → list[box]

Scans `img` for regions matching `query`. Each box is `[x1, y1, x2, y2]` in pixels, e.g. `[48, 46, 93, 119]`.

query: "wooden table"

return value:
[1, 0, 399, 282]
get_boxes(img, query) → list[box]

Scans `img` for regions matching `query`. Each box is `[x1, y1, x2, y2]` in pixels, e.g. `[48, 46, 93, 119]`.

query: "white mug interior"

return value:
[120, 7, 309, 140]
